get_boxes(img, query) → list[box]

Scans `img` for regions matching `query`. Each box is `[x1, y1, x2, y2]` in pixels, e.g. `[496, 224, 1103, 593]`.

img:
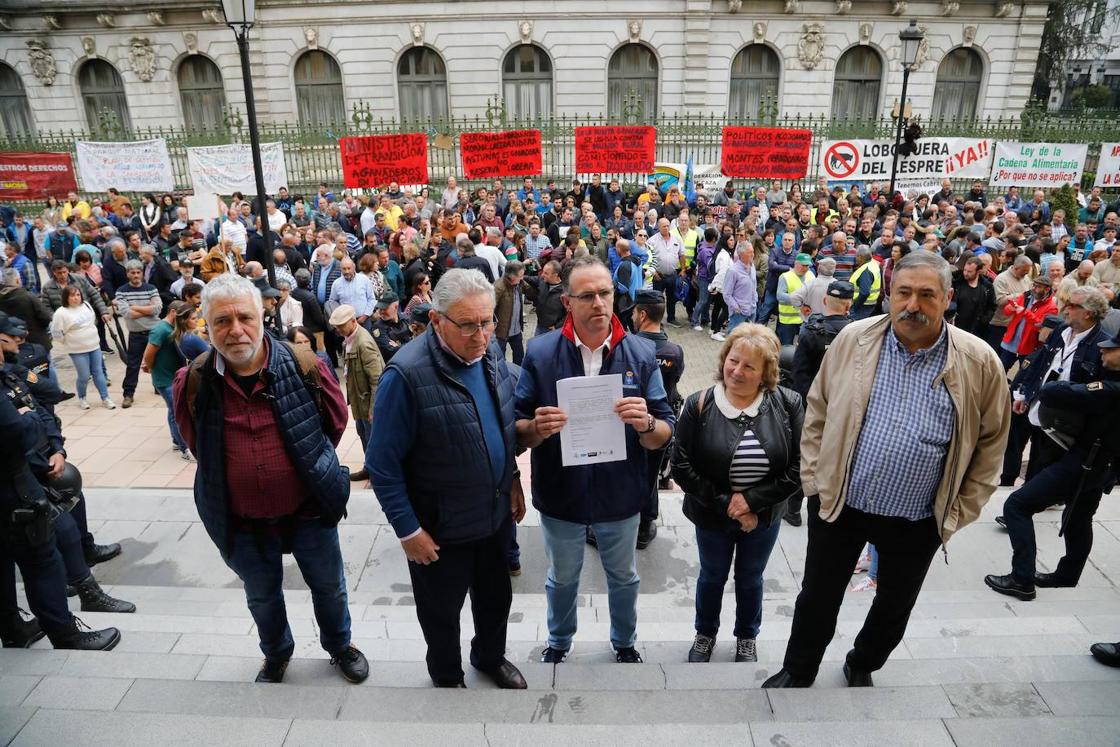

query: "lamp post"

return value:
[220, 0, 275, 287]
[887, 19, 925, 200]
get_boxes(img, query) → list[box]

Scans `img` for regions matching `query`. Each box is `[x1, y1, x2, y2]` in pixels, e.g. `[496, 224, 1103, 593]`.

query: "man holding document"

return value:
[515, 256, 675, 664]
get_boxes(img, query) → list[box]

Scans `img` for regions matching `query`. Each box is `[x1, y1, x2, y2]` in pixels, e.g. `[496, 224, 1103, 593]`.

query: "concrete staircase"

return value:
[1, 487, 1119, 746]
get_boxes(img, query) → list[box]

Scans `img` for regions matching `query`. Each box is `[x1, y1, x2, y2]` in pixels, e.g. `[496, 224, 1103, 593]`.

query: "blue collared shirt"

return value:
[329, 273, 375, 318]
[846, 323, 955, 520]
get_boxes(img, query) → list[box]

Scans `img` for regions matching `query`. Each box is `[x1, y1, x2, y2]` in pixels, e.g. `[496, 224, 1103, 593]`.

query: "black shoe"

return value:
[58, 392, 75, 403]
[636, 520, 657, 550]
[50, 617, 121, 651]
[75, 575, 136, 613]
[984, 573, 1036, 601]
[435, 680, 467, 688]
[508, 561, 522, 577]
[843, 662, 874, 687]
[994, 515, 1007, 529]
[783, 511, 803, 527]
[1035, 572, 1075, 588]
[614, 646, 643, 663]
[688, 633, 715, 663]
[83, 542, 122, 567]
[66, 584, 77, 598]
[761, 668, 814, 688]
[658, 477, 673, 490]
[330, 644, 369, 683]
[735, 637, 757, 663]
[256, 658, 289, 683]
[585, 527, 597, 548]
[540, 646, 569, 664]
[349, 468, 368, 482]
[0, 610, 46, 648]
[999, 477, 1017, 487]
[1089, 642, 1120, 667]
[477, 658, 527, 689]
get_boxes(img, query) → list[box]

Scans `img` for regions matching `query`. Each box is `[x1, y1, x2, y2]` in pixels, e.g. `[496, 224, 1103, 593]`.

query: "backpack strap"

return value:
[184, 349, 213, 421]
[184, 341, 325, 421]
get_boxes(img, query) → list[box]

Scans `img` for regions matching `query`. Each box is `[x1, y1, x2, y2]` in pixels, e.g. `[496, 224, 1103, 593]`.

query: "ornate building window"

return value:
[608, 44, 658, 117]
[178, 56, 227, 132]
[730, 45, 780, 120]
[78, 59, 132, 133]
[398, 47, 449, 122]
[294, 50, 346, 128]
[503, 45, 552, 119]
[831, 46, 883, 120]
[0, 63, 33, 138]
[932, 48, 983, 121]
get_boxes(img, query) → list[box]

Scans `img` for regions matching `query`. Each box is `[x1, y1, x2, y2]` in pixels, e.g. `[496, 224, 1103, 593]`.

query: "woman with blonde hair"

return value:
[671, 323, 803, 664]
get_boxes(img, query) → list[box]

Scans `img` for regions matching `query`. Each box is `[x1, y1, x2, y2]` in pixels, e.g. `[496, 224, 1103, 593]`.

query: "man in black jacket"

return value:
[533, 260, 565, 335]
[952, 255, 997, 337]
[290, 268, 328, 346]
[138, 245, 178, 311]
[0, 269, 53, 349]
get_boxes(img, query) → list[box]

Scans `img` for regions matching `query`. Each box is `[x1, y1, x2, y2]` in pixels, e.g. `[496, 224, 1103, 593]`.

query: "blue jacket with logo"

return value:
[515, 314, 676, 523]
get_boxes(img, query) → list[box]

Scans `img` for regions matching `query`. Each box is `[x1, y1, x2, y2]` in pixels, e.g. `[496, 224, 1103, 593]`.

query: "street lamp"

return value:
[887, 20, 925, 200]
[220, 0, 275, 287]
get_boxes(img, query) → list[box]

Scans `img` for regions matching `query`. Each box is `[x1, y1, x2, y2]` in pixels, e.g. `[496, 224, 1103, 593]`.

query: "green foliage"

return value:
[1048, 183, 1079, 229]
[1033, 0, 1120, 100]
[1070, 84, 1113, 108]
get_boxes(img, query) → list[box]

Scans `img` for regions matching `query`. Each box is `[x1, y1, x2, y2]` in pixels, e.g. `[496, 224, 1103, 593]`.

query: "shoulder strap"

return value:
[281, 340, 325, 413]
[184, 349, 213, 421]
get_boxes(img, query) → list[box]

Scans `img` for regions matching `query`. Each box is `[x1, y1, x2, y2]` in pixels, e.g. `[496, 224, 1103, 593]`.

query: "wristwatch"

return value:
[641, 414, 656, 434]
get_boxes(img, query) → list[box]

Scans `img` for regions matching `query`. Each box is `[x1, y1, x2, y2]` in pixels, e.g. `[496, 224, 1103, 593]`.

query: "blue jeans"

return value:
[355, 417, 372, 452]
[498, 334, 525, 366]
[222, 521, 352, 660]
[849, 305, 877, 321]
[653, 272, 679, 323]
[691, 282, 711, 326]
[540, 513, 640, 650]
[69, 349, 109, 401]
[727, 312, 749, 332]
[156, 385, 188, 452]
[867, 544, 879, 581]
[755, 288, 778, 323]
[776, 322, 800, 346]
[694, 522, 781, 639]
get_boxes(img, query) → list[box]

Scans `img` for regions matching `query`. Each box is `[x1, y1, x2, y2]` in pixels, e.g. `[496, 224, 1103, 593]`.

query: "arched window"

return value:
[503, 45, 552, 119]
[0, 63, 33, 138]
[178, 56, 227, 132]
[608, 44, 658, 117]
[294, 50, 345, 128]
[932, 48, 983, 121]
[831, 47, 882, 120]
[729, 45, 780, 120]
[78, 59, 132, 133]
[398, 47, 449, 122]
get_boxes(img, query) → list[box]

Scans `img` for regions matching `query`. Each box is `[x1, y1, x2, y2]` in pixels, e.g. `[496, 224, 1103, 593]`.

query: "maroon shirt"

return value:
[173, 339, 349, 519]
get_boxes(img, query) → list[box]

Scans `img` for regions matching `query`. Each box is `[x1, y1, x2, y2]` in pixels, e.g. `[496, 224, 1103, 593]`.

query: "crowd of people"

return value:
[1, 169, 1118, 686]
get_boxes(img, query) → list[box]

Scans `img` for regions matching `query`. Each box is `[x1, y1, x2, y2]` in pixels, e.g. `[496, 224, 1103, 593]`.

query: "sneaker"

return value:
[688, 633, 715, 663]
[850, 577, 877, 593]
[666, 321, 682, 328]
[710, 332, 726, 341]
[540, 645, 569, 663]
[330, 644, 370, 683]
[102, 398, 116, 410]
[854, 551, 872, 573]
[121, 395, 133, 409]
[255, 658, 289, 683]
[735, 637, 758, 662]
[614, 646, 643, 663]
[179, 450, 195, 462]
[77, 398, 91, 410]
[691, 325, 703, 331]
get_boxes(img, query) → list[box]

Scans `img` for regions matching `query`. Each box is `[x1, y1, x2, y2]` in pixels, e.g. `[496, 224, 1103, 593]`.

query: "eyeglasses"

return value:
[636, 232, 648, 237]
[567, 289, 613, 304]
[440, 313, 497, 336]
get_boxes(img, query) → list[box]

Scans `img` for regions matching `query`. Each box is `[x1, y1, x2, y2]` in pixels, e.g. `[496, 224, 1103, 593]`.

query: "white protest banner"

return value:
[819, 137, 993, 183]
[187, 142, 289, 195]
[988, 142, 1088, 188]
[185, 192, 221, 221]
[1094, 143, 1120, 188]
[76, 139, 175, 192]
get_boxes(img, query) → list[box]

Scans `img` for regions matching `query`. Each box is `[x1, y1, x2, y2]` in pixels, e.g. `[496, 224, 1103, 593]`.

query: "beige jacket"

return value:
[800, 315, 1010, 545]
[990, 268, 1033, 328]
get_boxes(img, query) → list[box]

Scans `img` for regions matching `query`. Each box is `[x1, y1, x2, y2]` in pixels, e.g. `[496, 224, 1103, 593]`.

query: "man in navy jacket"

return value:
[516, 256, 675, 665]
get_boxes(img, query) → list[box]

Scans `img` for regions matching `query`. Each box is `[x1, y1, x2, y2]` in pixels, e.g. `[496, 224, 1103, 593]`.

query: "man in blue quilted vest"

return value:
[172, 274, 368, 686]
[368, 268, 528, 690]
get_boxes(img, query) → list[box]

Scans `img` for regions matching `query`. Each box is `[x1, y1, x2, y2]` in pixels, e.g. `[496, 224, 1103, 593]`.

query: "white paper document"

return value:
[556, 374, 626, 467]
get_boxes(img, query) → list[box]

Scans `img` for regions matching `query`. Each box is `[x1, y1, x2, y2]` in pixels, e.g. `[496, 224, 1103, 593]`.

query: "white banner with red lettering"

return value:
[818, 137, 993, 183]
[1094, 143, 1120, 188]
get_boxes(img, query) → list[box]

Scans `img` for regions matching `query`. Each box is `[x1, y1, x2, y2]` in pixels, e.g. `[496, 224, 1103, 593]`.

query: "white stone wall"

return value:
[1, 0, 1048, 134]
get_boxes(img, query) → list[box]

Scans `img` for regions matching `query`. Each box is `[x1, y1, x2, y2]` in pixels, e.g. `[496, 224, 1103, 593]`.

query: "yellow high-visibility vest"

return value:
[850, 260, 882, 307]
[778, 270, 812, 325]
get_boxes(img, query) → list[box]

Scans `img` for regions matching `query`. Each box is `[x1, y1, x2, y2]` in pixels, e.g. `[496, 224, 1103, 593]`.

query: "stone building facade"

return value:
[0, 0, 1048, 138]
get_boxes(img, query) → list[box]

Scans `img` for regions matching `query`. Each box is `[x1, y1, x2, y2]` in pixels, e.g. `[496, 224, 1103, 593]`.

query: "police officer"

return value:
[370, 291, 412, 363]
[0, 358, 121, 650]
[632, 288, 685, 548]
[253, 277, 285, 340]
[0, 313, 63, 397]
[785, 281, 854, 526]
[986, 286, 1116, 600]
[407, 302, 433, 339]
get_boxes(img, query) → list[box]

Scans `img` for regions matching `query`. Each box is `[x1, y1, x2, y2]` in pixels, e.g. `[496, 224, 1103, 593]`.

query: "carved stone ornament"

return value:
[913, 24, 930, 68]
[995, 1, 1014, 17]
[27, 39, 56, 86]
[184, 32, 198, 54]
[81, 36, 96, 56]
[96, 13, 115, 28]
[891, 1, 907, 15]
[43, 15, 62, 30]
[798, 23, 825, 70]
[148, 11, 165, 26]
[941, 0, 960, 15]
[784, 0, 801, 13]
[753, 21, 767, 43]
[835, 0, 852, 14]
[728, 0, 743, 12]
[201, 9, 223, 24]
[304, 27, 318, 49]
[410, 23, 425, 46]
[627, 19, 642, 42]
[128, 36, 157, 82]
[518, 19, 533, 42]
[859, 22, 874, 45]
[962, 25, 977, 47]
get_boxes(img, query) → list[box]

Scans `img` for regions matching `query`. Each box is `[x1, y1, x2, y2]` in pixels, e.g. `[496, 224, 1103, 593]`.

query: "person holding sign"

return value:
[515, 256, 675, 665]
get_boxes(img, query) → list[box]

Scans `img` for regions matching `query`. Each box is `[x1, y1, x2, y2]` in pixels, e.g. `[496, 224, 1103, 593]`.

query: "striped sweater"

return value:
[113, 282, 163, 332]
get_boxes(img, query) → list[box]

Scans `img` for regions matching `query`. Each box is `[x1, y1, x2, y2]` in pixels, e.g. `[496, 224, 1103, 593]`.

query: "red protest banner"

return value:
[460, 130, 542, 179]
[574, 126, 656, 174]
[340, 134, 428, 189]
[0, 151, 78, 200]
[720, 127, 812, 180]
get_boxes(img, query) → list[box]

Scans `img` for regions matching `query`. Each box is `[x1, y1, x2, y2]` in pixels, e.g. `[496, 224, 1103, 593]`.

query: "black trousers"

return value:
[783, 499, 942, 679]
[122, 330, 149, 397]
[0, 526, 73, 639]
[407, 518, 513, 686]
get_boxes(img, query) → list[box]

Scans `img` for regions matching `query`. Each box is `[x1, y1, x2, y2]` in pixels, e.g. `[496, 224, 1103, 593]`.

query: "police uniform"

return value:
[791, 281, 854, 399]
[371, 293, 413, 363]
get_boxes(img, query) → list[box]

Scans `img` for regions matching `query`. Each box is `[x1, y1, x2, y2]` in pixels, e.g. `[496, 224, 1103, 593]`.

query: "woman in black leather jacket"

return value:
[671, 323, 803, 664]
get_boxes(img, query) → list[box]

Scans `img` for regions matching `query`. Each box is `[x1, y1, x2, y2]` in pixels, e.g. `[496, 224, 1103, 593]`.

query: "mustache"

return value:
[897, 309, 931, 324]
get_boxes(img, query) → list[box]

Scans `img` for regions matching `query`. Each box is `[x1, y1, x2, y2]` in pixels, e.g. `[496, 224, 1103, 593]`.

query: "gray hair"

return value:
[276, 278, 292, 291]
[138, 244, 155, 256]
[503, 260, 525, 278]
[856, 246, 873, 263]
[125, 259, 143, 271]
[485, 226, 502, 240]
[431, 268, 495, 313]
[892, 251, 953, 295]
[1013, 254, 1033, 269]
[200, 272, 262, 323]
[106, 237, 126, 254]
[1, 267, 20, 287]
[1069, 286, 1108, 321]
[817, 257, 837, 276]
